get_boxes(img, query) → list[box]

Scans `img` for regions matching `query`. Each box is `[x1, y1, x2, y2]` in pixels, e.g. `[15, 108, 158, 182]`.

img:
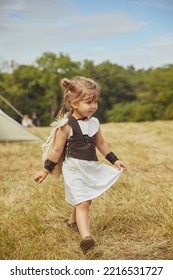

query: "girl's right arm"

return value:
[47, 123, 70, 163]
[34, 124, 70, 183]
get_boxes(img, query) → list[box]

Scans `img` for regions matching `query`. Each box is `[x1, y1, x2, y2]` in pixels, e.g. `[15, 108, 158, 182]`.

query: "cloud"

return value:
[0, 0, 172, 69]
[0, 0, 72, 59]
[69, 12, 147, 40]
[1, 8, 147, 46]
[110, 33, 173, 68]
[133, 0, 173, 10]
[0, 0, 24, 11]
[68, 33, 173, 69]
[0, 0, 74, 31]
[0, 0, 147, 64]
[23, 0, 75, 21]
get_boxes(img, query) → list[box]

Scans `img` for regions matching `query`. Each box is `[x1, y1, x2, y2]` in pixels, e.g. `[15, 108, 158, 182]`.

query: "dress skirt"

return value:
[62, 157, 122, 205]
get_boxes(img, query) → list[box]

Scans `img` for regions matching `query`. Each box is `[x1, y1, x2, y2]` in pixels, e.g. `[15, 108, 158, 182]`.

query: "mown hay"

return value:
[0, 121, 173, 260]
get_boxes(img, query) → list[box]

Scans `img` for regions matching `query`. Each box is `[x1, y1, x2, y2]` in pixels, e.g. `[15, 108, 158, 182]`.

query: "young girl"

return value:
[34, 76, 126, 252]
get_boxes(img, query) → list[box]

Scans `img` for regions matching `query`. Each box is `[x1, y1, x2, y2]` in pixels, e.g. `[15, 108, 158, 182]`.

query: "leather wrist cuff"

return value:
[105, 152, 119, 164]
[44, 159, 57, 172]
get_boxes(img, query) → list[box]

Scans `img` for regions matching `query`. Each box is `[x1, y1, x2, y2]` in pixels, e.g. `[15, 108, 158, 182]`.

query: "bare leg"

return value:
[76, 200, 91, 239]
[69, 206, 76, 223]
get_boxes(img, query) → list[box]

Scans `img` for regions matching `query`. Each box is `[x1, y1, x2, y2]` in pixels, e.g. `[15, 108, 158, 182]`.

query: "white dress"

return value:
[62, 117, 122, 205]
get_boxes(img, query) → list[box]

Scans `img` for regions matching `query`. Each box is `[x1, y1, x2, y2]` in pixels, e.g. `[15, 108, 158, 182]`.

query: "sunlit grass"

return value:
[0, 121, 173, 260]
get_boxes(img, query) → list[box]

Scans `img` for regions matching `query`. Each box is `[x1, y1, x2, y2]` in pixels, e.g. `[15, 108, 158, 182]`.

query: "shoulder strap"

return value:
[68, 115, 83, 135]
[42, 115, 69, 162]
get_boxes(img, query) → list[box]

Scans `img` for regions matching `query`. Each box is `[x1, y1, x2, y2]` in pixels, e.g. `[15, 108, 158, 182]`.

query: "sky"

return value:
[0, 0, 173, 69]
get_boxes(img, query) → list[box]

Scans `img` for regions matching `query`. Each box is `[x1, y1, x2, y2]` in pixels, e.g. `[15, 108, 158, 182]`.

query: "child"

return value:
[31, 112, 40, 126]
[34, 76, 126, 252]
[21, 114, 32, 127]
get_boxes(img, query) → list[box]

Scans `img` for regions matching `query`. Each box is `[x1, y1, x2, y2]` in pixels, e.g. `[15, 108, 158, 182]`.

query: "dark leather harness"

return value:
[64, 116, 98, 161]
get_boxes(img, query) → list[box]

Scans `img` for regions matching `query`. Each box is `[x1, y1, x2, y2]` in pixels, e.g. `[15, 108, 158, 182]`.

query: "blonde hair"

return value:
[58, 76, 100, 118]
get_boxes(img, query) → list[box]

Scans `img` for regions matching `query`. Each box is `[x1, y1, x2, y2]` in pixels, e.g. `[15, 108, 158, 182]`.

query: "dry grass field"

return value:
[0, 121, 173, 260]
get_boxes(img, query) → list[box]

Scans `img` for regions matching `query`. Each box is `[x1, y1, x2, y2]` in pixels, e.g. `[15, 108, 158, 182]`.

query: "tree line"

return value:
[0, 52, 173, 125]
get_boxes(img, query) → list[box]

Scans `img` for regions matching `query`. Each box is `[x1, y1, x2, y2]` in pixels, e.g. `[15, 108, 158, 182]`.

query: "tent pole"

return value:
[0, 94, 46, 141]
[0, 94, 24, 118]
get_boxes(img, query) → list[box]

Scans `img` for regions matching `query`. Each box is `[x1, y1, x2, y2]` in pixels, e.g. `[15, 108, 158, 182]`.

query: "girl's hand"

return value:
[34, 170, 49, 183]
[114, 160, 127, 171]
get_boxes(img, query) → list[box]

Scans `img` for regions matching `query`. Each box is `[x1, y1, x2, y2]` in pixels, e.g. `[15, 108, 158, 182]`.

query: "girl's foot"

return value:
[80, 236, 95, 252]
[65, 218, 79, 232]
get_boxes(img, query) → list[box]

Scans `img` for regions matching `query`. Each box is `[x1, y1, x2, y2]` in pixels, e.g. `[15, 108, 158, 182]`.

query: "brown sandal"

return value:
[80, 236, 95, 252]
[65, 219, 79, 232]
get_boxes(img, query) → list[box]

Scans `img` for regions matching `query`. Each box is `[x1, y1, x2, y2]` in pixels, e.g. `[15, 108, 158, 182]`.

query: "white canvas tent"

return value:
[0, 109, 40, 142]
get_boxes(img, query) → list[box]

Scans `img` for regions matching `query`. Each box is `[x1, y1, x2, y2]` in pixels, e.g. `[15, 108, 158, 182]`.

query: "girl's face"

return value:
[72, 96, 98, 119]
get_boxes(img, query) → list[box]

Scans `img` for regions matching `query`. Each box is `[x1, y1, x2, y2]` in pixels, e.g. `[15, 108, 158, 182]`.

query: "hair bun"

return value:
[60, 78, 71, 90]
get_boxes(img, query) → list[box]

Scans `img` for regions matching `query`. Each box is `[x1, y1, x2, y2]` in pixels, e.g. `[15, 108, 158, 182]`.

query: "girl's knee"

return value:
[76, 200, 91, 209]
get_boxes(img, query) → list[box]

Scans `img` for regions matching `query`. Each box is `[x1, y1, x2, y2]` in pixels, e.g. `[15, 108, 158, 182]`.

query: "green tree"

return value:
[1, 53, 173, 124]
[35, 52, 81, 123]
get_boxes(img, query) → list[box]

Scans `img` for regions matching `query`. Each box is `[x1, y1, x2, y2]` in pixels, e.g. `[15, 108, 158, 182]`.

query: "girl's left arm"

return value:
[96, 127, 127, 171]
